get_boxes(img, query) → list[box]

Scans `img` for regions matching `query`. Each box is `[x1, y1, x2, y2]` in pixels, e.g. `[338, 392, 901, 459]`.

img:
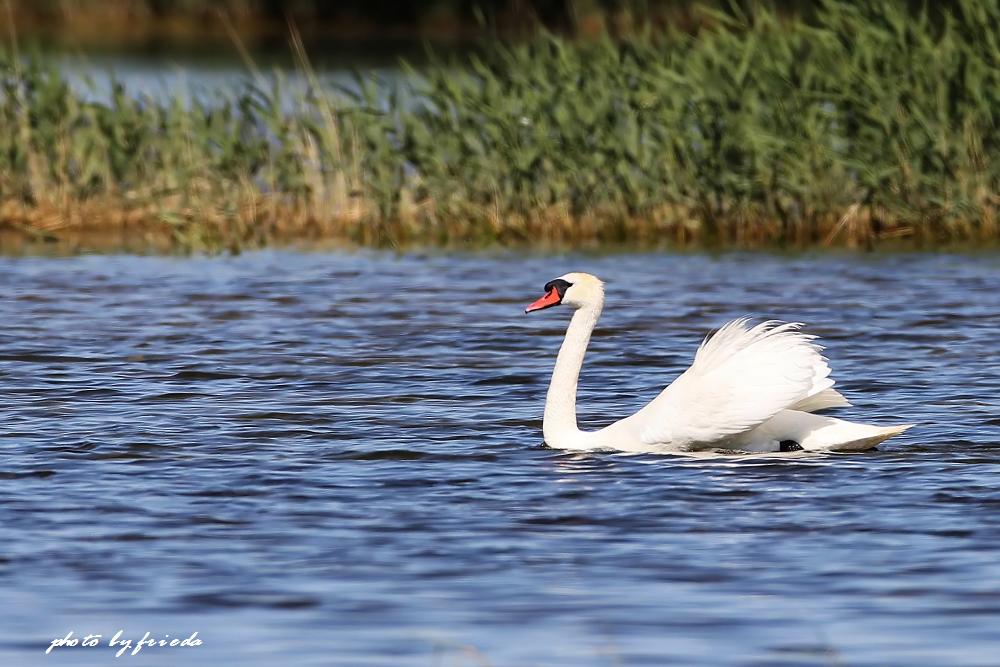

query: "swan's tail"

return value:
[746, 411, 913, 452]
[815, 421, 914, 452]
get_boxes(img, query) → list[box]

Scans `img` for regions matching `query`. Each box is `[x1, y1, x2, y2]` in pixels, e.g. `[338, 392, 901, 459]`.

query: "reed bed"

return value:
[1, 0, 998, 251]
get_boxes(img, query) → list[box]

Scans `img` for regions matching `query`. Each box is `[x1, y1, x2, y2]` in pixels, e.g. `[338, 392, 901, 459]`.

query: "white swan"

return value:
[525, 272, 912, 454]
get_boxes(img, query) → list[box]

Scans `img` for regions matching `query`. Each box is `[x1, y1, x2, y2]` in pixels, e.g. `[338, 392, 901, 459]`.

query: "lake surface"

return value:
[1, 250, 998, 666]
[51, 45, 450, 107]
[57, 52, 409, 105]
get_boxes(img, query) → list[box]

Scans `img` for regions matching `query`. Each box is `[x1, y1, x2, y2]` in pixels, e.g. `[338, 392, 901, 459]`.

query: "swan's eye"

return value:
[543, 279, 573, 299]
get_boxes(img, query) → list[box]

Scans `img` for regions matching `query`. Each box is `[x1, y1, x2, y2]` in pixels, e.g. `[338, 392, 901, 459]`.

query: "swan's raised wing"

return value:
[636, 319, 847, 450]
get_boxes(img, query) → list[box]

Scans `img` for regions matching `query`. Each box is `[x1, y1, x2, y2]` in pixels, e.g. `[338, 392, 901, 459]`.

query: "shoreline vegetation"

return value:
[1, 0, 998, 253]
[0, 0, 763, 47]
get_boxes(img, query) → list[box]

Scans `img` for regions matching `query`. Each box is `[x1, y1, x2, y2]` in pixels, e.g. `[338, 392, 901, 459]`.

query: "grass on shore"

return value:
[1, 0, 998, 252]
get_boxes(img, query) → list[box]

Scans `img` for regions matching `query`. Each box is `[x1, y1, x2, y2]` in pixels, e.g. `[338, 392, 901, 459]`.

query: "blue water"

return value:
[56, 52, 417, 106]
[1, 251, 998, 666]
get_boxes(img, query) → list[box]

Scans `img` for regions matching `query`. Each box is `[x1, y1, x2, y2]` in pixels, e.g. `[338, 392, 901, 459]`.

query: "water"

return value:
[50, 44, 450, 107]
[57, 51, 413, 105]
[1, 250, 998, 666]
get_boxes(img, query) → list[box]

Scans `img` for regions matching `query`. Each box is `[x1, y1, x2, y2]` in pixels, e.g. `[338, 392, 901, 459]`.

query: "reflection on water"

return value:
[1, 250, 999, 666]
[53, 49, 431, 104]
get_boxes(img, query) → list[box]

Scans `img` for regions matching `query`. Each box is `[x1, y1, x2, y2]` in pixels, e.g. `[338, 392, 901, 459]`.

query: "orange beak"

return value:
[525, 288, 562, 313]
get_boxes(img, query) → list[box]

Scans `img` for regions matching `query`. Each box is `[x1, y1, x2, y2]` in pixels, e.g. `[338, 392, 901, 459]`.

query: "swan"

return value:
[525, 272, 912, 453]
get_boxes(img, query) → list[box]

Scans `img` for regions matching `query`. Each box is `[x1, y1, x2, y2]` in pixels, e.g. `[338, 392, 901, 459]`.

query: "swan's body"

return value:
[525, 272, 911, 454]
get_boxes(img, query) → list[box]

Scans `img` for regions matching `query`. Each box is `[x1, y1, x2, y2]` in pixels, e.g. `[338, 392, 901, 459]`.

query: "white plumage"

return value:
[525, 272, 912, 454]
[637, 319, 841, 447]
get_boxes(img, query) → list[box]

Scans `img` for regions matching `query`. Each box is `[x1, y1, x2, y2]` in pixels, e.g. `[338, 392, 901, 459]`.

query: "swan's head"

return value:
[524, 272, 605, 313]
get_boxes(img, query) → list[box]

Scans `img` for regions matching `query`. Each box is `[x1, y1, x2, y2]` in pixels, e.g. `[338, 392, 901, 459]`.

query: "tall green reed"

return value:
[1, 0, 997, 250]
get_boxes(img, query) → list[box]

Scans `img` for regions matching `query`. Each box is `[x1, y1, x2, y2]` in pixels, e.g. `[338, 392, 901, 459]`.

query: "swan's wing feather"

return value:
[637, 319, 840, 449]
[791, 387, 851, 413]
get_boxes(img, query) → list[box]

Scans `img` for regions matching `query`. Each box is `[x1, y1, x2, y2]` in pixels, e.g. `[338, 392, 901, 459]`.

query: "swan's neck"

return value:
[543, 301, 602, 447]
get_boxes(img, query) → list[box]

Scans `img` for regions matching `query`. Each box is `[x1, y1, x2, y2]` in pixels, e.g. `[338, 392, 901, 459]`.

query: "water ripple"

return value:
[0, 251, 998, 666]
